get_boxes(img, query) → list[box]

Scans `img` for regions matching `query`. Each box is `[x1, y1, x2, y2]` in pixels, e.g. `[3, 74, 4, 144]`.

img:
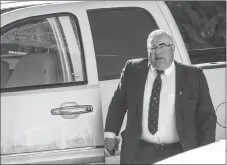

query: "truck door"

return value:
[1, 2, 104, 164]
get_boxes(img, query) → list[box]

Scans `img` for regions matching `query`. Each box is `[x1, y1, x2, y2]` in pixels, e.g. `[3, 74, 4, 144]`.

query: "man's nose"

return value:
[156, 48, 162, 52]
[153, 49, 161, 55]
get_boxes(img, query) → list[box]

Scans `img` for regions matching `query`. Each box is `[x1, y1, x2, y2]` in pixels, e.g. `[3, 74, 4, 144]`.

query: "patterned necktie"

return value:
[148, 70, 164, 135]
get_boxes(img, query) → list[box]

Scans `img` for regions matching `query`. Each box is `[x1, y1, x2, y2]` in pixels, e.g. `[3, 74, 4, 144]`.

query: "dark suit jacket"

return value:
[105, 58, 217, 164]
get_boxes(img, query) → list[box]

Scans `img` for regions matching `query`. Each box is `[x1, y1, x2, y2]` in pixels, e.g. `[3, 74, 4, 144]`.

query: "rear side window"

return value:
[166, 1, 226, 64]
[1, 14, 86, 91]
[87, 8, 158, 81]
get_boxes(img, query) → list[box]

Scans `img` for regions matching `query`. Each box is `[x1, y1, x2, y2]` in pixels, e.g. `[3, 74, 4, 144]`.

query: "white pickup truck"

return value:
[1, 1, 225, 164]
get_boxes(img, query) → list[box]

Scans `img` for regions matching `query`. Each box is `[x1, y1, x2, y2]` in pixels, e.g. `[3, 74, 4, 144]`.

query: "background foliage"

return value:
[166, 1, 226, 50]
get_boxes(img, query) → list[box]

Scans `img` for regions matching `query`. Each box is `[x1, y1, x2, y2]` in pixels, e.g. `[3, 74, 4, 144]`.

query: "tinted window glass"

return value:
[88, 8, 158, 80]
[1, 14, 86, 90]
[166, 1, 226, 64]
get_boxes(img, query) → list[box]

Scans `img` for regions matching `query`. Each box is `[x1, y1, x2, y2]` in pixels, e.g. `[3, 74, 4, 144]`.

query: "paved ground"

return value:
[104, 149, 121, 164]
[105, 156, 120, 164]
[104, 139, 122, 164]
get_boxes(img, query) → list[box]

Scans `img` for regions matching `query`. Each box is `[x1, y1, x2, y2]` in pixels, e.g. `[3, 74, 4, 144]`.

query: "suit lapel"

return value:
[174, 61, 188, 119]
[135, 60, 187, 128]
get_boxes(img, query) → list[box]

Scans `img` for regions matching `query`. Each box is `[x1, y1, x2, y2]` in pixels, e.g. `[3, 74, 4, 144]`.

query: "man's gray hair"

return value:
[147, 29, 175, 48]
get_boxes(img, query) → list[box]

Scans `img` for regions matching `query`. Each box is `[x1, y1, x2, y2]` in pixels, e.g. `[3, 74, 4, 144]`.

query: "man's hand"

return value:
[104, 137, 118, 156]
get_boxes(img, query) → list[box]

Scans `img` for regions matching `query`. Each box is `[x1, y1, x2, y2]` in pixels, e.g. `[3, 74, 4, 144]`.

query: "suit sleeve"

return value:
[104, 60, 130, 136]
[196, 68, 217, 146]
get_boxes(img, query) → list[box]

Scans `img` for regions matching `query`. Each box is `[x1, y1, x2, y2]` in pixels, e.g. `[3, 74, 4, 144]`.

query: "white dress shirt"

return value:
[105, 62, 179, 144]
[141, 62, 179, 144]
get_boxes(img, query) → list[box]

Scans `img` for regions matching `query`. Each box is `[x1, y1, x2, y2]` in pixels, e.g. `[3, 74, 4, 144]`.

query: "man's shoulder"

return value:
[175, 61, 202, 72]
[175, 61, 203, 79]
[126, 58, 148, 68]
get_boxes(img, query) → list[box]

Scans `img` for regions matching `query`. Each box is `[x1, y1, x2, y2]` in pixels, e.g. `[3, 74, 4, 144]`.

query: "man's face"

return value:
[148, 34, 175, 71]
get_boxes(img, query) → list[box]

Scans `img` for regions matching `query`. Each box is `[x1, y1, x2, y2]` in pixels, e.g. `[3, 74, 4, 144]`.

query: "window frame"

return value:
[0, 12, 88, 93]
[87, 7, 159, 81]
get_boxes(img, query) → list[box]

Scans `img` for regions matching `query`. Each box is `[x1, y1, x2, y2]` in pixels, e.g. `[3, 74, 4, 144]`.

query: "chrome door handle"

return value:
[51, 102, 93, 115]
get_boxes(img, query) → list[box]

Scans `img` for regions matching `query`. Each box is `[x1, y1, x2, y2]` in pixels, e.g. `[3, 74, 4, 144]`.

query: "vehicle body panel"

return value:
[155, 140, 226, 164]
[1, 2, 104, 164]
[1, 1, 225, 164]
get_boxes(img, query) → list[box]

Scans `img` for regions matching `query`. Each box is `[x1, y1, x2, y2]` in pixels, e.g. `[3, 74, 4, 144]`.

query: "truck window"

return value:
[166, 1, 226, 64]
[87, 8, 158, 81]
[1, 14, 86, 90]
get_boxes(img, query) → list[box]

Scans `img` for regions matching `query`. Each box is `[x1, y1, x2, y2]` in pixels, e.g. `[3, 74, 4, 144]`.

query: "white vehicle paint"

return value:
[1, 1, 225, 164]
[155, 140, 226, 164]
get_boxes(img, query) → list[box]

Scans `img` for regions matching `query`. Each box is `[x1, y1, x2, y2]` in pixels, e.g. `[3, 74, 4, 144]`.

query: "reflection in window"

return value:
[1, 15, 85, 89]
[166, 1, 226, 50]
[166, 1, 226, 64]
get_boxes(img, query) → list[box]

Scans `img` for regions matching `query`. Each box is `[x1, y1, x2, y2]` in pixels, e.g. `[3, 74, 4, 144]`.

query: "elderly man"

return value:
[104, 30, 217, 164]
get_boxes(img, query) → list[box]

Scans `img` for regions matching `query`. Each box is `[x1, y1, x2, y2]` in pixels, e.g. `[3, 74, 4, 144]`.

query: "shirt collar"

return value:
[148, 61, 175, 77]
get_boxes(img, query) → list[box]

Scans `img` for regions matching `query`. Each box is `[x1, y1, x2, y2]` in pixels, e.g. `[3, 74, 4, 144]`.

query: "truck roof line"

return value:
[1, 1, 78, 15]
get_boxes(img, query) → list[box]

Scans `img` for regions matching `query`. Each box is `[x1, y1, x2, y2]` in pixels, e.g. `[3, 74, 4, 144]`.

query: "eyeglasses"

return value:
[148, 43, 173, 52]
